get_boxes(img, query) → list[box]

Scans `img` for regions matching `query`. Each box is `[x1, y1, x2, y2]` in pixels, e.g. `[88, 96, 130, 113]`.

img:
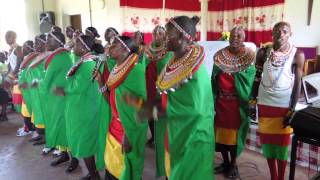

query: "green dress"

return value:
[156, 46, 214, 180]
[211, 64, 256, 156]
[143, 52, 173, 178]
[18, 52, 38, 114]
[65, 53, 105, 158]
[106, 54, 148, 180]
[39, 48, 73, 148]
[26, 52, 51, 127]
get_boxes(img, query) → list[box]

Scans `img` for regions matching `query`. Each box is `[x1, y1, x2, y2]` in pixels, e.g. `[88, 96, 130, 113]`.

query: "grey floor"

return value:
[0, 112, 316, 180]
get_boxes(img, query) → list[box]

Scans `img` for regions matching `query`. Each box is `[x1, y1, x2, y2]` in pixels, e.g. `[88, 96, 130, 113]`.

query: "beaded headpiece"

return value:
[169, 18, 192, 42]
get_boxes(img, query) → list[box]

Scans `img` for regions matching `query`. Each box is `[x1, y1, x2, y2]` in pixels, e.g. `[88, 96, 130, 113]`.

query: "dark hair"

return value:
[169, 16, 200, 40]
[66, 26, 75, 31]
[106, 27, 119, 35]
[273, 21, 291, 31]
[23, 40, 34, 48]
[86, 27, 100, 38]
[49, 31, 66, 45]
[79, 35, 104, 54]
[134, 31, 145, 45]
[118, 36, 138, 54]
[51, 25, 62, 33]
[36, 34, 46, 41]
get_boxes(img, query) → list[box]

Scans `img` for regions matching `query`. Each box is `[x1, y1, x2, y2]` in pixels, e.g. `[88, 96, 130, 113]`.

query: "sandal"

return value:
[214, 163, 228, 174]
[225, 165, 239, 179]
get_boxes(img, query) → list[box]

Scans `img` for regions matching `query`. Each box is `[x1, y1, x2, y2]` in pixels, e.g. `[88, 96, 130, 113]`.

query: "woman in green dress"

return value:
[95, 36, 147, 180]
[36, 32, 79, 172]
[56, 35, 105, 180]
[126, 16, 215, 180]
[144, 25, 172, 148]
[26, 34, 50, 144]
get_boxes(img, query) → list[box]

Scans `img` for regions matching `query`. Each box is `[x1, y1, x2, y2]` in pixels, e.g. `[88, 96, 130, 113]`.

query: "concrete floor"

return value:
[0, 112, 317, 180]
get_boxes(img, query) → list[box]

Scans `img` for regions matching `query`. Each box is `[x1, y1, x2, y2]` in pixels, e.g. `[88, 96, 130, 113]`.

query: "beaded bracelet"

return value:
[286, 108, 295, 117]
[249, 99, 257, 107]
[99, 85, 108, 93]
[136, 98, 143, 110]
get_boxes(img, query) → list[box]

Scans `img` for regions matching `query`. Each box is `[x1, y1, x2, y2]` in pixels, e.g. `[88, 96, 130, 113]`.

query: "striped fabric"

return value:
[104, 90, 125, 179]
[258, 104, 292, 160]
[12, 84, 22, 113]
[21, 100, 31, 117]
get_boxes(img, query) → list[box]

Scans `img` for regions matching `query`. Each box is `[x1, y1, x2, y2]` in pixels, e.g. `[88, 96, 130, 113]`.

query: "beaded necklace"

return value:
[264, 44, 293, 88]
[145, 41, 167, 61]
[107, 53, 139, 89]
[214, 46, 255, 73]
[156, 45, 204, 93]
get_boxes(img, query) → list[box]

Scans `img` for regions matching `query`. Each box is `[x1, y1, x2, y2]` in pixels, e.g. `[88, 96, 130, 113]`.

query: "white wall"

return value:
[284, 0, 320, 52]
[1, 0, 319, 52]
[54, 0, 122, 44]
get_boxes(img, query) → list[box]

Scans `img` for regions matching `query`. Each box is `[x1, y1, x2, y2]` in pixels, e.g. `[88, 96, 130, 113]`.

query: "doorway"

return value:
[70, 14, 82, 30]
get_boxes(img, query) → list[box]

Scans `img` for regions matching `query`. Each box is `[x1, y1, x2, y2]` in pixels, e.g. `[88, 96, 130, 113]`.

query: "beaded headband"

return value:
[66, 26, 74, 31]
[108, 28, 118, 35]
[49, 32, 64, 46]
[25, 44, 34, 51]
[78, 36, 91, 51]
[36, 37, 46, 44]
[136, 31, 143, 41]
[86, 29, 95, 37]
[114, 36, 131, 53]
[169, 18, 192, 42]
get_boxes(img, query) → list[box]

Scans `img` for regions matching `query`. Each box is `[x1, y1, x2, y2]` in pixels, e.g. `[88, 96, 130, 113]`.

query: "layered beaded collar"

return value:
[156, 45, 204, 93]
[268, 43, 293, 67]
[214, 46, 255, 74]
[145, 41, 167, 62]
[107, 53, 139, 89]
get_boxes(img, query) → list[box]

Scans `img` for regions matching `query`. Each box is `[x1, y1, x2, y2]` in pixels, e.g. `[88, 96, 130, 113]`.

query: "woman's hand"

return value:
[122, 135, 132, 153]
[53, 87, 65, 96]
[282, 109, 294, 128]
[248, 99, 257, 121]
[92, 68, 103, 86]
[19, 82, 29, 89]
[31, 80, 38, 88]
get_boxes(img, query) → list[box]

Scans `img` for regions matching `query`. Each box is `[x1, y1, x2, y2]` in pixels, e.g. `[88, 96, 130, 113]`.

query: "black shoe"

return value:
[80, 172, 101, 180]
[33, 139, 45, 146]
[225, 165, 239, 179]
[80, 174, 92, 180]
[214, 163, 228, 174]
[0, 116, 8, 121]
[50, 152, 70, 166]
[65, 158, 79, 173]
[29, 135, 42, 142]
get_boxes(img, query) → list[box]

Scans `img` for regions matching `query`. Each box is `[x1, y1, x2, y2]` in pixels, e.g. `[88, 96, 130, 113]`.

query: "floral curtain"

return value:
[120, 0, 200, 43]
[119, 0, 285, 46]
[207, 0, 285, 46]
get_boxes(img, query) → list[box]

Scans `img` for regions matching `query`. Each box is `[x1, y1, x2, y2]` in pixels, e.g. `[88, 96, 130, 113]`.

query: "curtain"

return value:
[120, 0, 200, 44]
[207, 0, 285, 46]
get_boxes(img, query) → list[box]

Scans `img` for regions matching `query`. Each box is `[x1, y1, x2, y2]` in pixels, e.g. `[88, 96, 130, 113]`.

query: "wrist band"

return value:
[99, 85, 108, 93]
[136, 98, 143, 110]
[249, 99, 257, 106]
[287, 108, 295, 117]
